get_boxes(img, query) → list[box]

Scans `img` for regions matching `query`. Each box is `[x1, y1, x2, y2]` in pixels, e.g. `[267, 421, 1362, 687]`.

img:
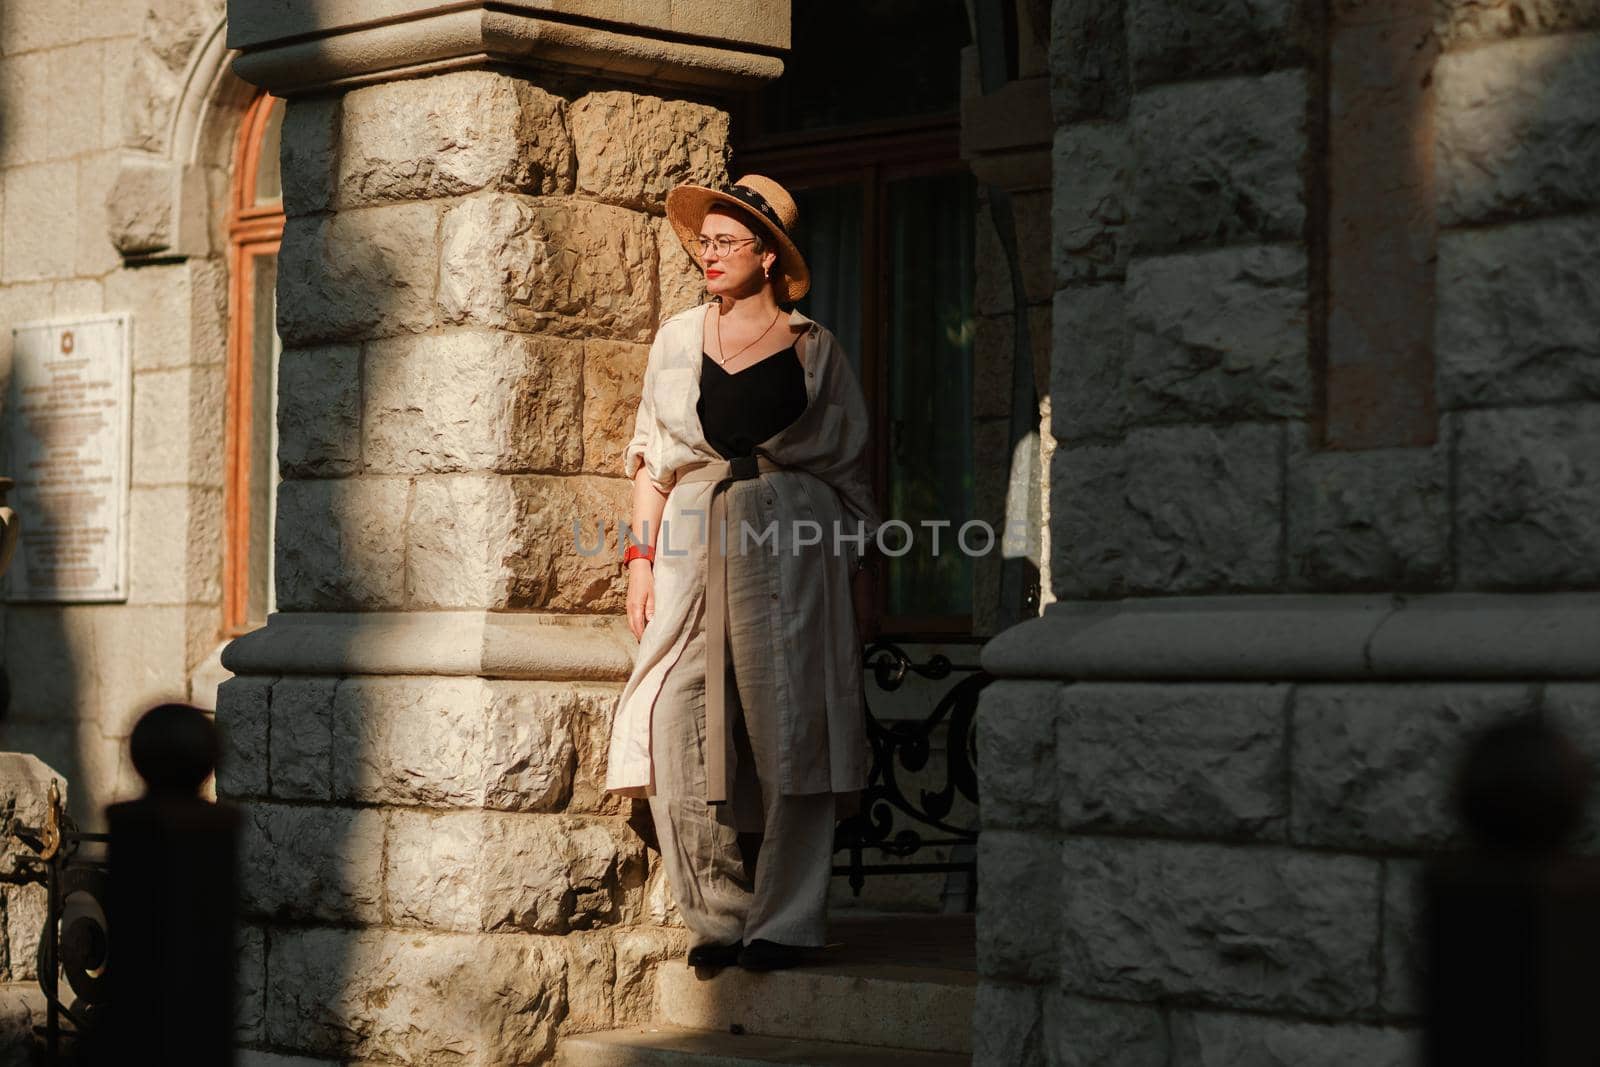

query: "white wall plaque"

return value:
[5, 315, 133, 602]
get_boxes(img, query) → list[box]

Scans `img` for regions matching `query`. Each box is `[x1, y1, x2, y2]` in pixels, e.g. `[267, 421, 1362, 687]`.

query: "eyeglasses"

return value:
[695, 235, 760, 258]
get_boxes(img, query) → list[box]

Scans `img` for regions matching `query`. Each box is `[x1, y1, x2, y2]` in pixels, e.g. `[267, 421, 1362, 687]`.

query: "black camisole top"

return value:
[696, 345, 809, 459]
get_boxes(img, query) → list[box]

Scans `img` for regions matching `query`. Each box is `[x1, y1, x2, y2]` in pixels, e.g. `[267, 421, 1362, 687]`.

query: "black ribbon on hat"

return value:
[725, 183, 788, 237]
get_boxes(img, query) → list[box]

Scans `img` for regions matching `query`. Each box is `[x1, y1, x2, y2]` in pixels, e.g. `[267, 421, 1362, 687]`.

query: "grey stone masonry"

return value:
[992, 2, 1600, 1062]
[217, 62, 729, 1064]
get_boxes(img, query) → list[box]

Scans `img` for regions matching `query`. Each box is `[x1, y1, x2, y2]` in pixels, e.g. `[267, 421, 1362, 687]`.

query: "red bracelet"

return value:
[623, 543, 654, 565]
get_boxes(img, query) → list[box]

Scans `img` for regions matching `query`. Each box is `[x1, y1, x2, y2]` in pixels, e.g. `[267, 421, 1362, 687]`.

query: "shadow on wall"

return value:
[0, 64, 94, 837]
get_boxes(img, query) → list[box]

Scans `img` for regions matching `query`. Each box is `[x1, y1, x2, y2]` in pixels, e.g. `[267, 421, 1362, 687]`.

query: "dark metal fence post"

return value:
[1425, 715, 1600, 1067]
[95, 703, 240, 1065]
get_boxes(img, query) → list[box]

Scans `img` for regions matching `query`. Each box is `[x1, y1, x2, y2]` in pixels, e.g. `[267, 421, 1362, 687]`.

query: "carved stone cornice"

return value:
[226, 0, 789, 96]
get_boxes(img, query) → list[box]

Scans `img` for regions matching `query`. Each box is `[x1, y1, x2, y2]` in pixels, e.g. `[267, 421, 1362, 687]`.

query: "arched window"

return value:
[223, 93, 285, 635]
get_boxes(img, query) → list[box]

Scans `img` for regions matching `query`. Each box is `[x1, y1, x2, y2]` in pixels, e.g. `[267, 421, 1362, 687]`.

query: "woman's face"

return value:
[699, 207, 778, 301]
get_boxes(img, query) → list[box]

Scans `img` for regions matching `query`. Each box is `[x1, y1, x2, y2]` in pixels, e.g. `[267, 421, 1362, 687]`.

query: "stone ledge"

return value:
[981, 593, 1600, 680]
[229, 5, 786, 96]
[221, 611, 636, 680]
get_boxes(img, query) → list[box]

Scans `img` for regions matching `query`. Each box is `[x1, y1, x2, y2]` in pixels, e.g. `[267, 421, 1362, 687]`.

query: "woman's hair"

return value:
[705, 203, 770, 258]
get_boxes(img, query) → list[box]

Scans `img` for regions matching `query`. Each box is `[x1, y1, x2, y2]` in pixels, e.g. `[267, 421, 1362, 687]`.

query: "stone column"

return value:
[215, 5, 784, 1061]
[974, 0, 1600, 1063]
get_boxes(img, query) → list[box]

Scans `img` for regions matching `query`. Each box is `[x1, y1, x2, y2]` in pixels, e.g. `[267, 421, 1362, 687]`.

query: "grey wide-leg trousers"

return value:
[646, 478, 835, 950]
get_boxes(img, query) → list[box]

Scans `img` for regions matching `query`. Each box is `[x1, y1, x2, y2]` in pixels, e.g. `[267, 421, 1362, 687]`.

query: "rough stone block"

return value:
[403, 476, 515, 611]
[269, 677, 337, 801]
[1052, 422, 1282, 598]
[236, 922, 266, 1042]
[3, 161, 76, 282]
[238, 801, 385, 923]
[1047, 993, 1167, 1066]
[282, 95, 340, 217]
[265, 928, 566, 1063]
[482, 681, 580, 813]
[1053, 122, 1131, 286]
[1456, 406, 1600, 588]
[384, 810, 643, 934]
[1436, 0, 1600, 47]
[1436, 33, 1600, 226]
[1050, 283, 1128, 443]
[105, 262, 196, 371]
[128, 486, 191, 605]
[274, 477, 409, 610]
[1170, 1012, 1419, 1065]
[559, 931, 617, 1035]
[1129, 0, 1305, 84]
[1058, 683, 1289, 839]
[499, 474, 632, 612]
[278, 345, 361, 478]
[338, 72, 574, 208]
[976, 680, 1065, 831]
[329, 677, 582, 812]
[1051, 0, 1129, 121]
[215, 675, 270, 799]
[656, 214, 706, 321]
[1058, 838, 1381, 1013]
[438, 195, 656, 342]
[1290, 684, 1537, 849]
[1131, 71, 1306, 251]
[569, 91, 729, 210]
[582, 337, 651, 477]
[332, 676, 491, 807]
[131, 362, 223, 488]
[1437, 218, 1600, 408]
[567, 685, 625, 817]
[1286, 426, 1449, 590]
[3, 882, 46, 981]
[972, 982, 1043, 1067]
[978, 830, 1060, 983]
[614, 926, 685, 1027]
[1126, 244, 1310, 423]
[363, 332, 585, 475]
[76, 151, 122, 277]
[277, 203, 440, 346]
[1383, 859, 1425, 1017]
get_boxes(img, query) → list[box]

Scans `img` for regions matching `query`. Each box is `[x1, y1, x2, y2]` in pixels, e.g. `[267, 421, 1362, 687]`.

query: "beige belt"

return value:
[673, 454, 787, 804]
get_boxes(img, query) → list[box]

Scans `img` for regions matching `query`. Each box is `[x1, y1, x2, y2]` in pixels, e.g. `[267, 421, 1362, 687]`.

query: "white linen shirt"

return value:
[605, 301, 882, 799]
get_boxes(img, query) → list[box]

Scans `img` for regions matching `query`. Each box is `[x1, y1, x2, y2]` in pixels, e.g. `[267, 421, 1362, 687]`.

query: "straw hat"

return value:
[665, 175, 810, 304]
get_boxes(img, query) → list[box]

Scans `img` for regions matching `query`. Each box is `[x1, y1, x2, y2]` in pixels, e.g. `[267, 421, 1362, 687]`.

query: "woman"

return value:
[604, 175, 882, 972]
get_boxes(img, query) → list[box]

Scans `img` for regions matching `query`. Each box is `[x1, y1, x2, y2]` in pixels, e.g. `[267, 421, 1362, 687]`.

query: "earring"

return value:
[763, 264, 770, 279]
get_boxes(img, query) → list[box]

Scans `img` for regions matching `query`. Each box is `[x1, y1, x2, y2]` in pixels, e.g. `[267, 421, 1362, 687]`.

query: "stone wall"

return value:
[974, 0, 1600, 1061]
[215, 68, 729, 1063]
[0, 0, 237, 831]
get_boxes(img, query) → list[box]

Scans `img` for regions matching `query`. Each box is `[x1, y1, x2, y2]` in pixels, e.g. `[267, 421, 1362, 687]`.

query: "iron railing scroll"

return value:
[832, 639, 993, 896]
[7, 777, 109, 1062]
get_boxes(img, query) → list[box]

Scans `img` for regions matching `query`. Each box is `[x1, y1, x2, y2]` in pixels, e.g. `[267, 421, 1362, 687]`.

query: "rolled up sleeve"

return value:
[623, 330, 676, 494]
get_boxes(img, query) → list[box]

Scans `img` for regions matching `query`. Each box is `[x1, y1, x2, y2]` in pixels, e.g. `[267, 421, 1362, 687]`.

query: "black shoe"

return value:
[686, 941, 742, 968]
[737, 939, 804, 971]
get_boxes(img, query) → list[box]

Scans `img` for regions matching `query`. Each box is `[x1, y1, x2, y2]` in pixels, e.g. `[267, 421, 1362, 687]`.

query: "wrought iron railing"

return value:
[832, 639, 992, 896]
[7, 777, 110, 1060]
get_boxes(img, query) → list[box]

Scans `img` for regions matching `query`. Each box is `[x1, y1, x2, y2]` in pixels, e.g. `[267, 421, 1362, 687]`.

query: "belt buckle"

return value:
[729, 455, 759, 481]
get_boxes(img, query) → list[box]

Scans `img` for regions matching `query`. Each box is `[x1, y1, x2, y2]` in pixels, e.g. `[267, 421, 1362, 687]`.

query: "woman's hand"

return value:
[627, 558, 655, 641]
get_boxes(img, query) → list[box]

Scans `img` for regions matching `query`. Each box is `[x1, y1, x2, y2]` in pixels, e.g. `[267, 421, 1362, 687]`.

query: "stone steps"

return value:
[559, 914, 976, 1066]
[557, 1025, 970, 1066]
[655, 959, 975, 1054]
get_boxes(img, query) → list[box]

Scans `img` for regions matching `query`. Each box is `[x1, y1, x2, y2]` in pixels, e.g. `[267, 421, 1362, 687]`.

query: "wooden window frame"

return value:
[734, 112, 975, 639]
[222, 93, 285, 637]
